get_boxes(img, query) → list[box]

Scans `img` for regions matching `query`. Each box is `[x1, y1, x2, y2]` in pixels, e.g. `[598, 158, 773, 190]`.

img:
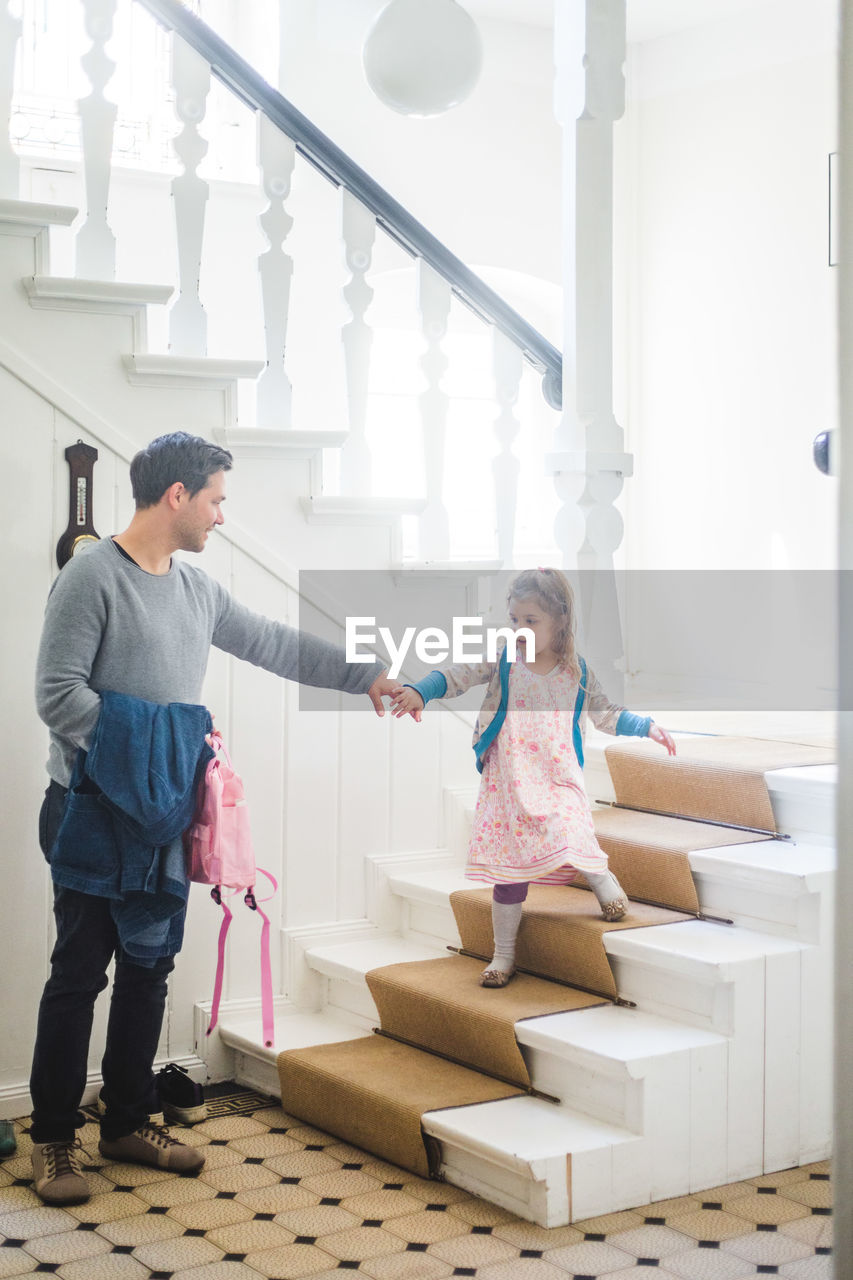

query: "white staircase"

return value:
[3, 200, 833, 1218]
[0, 3, 839, 1219]
[0, 166, 835, 1241]
[214, 741, 835, 1227]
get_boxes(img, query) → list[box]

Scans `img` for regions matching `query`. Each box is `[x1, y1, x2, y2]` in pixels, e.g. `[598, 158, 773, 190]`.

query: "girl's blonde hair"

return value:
[507, 567, 582, 683]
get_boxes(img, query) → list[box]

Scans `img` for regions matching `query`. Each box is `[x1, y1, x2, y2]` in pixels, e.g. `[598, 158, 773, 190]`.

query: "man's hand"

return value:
[367, 671, 403, 717]
[649, 723, 676, 755]
[390, 686, 425, 722]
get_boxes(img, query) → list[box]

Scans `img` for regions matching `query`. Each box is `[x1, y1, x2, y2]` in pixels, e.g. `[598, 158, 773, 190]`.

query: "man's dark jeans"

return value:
[29, 780, 175, 1144]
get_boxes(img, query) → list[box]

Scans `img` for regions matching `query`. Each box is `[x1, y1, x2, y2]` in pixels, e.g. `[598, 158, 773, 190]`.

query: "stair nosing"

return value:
[422, 1094, 641, 1163]
[0, 198, 78, 228]
[25, 275, 175, 308]
[123, 352, 266, 384]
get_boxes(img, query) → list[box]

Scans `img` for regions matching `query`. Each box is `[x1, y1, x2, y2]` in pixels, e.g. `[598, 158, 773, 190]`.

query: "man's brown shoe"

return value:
[99, 1122, 205, 1173]
[31, 1139, 90, 1205]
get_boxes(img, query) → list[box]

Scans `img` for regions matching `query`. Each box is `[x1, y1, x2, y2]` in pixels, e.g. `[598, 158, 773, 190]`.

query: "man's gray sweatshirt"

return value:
[36, 537, 383, 786]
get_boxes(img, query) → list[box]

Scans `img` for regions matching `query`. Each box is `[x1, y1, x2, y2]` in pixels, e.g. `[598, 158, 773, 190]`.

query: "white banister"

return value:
[256, 113, 296, 428]
[169, 33, 210, 356]
[491, 328, 522, 566]
[416, 259, 451, 561]
[339, 189, 376, 493]
[76, 0, 118, 279]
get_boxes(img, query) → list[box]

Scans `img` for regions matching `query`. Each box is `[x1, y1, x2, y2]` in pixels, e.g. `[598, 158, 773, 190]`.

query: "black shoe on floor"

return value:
[155, 1063, 208, 1125]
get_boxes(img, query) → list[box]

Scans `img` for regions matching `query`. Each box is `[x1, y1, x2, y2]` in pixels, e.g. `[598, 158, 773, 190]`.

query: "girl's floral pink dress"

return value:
[467, 661, 608, 886]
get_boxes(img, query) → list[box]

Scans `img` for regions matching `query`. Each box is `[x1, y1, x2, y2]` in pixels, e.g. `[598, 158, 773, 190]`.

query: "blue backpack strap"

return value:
[473, 647, 512, 773]
[572, 657, 587, 768]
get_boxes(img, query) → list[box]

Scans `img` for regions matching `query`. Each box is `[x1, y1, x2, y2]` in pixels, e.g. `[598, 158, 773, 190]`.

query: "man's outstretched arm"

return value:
[210, 584, 399, 713]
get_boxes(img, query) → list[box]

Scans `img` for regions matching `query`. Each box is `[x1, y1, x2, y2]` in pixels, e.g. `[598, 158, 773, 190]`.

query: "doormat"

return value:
[82, 1080, 277, 1126]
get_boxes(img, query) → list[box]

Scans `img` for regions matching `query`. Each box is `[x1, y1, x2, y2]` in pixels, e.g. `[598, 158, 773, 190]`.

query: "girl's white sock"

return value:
[584, 869, 624, 905]
[489, 900, 523, 972]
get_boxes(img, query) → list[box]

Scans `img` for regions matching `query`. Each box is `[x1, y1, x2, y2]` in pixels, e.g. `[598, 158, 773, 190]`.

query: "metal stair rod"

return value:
[132, 0, 562, 408]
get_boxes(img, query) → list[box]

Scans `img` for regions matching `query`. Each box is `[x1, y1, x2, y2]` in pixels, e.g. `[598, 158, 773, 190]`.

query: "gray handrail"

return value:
[133, 0, 563, 409]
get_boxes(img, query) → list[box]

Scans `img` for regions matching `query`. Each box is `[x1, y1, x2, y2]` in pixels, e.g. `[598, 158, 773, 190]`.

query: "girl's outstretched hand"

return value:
[649, 724, 676, 755]
[390, 686, 425, 722]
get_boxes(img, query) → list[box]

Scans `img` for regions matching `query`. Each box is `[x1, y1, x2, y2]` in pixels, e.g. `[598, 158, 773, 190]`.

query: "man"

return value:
[32, 431, 398, 1205]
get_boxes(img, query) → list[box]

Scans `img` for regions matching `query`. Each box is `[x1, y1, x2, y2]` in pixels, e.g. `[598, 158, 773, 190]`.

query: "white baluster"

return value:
[169, 36, 210, 356]
[492, 329, 522, 565]
[417, 260, 451, 562]
[75, 0, 117, 279]
[340, 190, 376, 494]
[256, 114, 295, 429]
[550, 0, 630, 682]
[0, 1, 21, 199]
[551, 0, 629, 561]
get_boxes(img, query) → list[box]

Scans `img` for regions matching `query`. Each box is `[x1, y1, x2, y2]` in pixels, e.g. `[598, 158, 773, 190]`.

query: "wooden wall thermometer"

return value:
[56, 441, 100, 569]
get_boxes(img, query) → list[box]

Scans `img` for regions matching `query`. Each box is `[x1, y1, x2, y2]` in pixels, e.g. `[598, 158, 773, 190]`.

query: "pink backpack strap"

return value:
[206, 887, 232, 1038]
[206, 872, 278, 1048]
[245, 869, 277, 1049]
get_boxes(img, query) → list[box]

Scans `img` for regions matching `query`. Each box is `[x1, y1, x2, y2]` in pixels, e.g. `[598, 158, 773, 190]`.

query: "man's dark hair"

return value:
[130, 432, 233, 508]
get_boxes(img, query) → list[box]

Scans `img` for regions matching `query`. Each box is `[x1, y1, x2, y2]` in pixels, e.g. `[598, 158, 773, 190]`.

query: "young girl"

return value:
[391, 568, 676, 988]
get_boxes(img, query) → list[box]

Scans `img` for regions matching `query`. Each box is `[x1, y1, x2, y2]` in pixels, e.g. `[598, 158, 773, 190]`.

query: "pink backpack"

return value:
[185, 732, 276, 1048]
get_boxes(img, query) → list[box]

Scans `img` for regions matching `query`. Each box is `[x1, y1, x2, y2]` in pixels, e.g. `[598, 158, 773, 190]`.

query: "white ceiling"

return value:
[463, 0, 837, 43]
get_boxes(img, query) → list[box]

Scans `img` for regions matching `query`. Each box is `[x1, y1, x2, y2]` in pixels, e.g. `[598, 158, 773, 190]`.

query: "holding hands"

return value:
[390, 686, 425, 722]
[366, 671, 405, 716]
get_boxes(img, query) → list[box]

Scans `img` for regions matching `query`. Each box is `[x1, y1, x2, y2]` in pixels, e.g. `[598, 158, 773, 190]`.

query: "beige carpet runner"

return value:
[366, 953, 608, 1088]
[590, 808, 767, 915]
[604, 736, 833, 833]
[278, 1034, 524, 1179]
[279, 734, 833, 1180]
[450, 885, 688, 1000]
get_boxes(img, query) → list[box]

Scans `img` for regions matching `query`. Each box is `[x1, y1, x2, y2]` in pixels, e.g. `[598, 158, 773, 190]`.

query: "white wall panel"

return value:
[0, 371, 58, 1099]
[338, 706, 391, 922]
[764, 948, 802, 1171]
[725, 960, 764, 1181]
[689, 1041, 728, 1192]
[283, 675, 341, 929]
[221, 552, 288, 1004]
[799, 894, 834, 1161]
[440, 706, 480, 821]
[389, 706, 444, 853]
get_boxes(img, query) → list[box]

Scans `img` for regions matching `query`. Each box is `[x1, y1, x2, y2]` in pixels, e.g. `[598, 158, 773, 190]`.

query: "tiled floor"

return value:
[0, 1088, 832, 1279]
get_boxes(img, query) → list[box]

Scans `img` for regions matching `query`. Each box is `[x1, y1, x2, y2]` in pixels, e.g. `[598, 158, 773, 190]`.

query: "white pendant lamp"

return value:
[363, 0, 484, 117]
